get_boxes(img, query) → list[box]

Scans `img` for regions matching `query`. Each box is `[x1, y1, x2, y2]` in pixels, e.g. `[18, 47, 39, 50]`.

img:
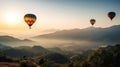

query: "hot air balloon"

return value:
[90, 19, 96, 26]
[108, 12, 116, 20]
[24, 14, 37, 29]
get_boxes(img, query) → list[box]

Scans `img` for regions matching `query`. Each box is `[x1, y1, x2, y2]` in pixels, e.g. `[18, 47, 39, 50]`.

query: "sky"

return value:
[0, 0, 120, 38]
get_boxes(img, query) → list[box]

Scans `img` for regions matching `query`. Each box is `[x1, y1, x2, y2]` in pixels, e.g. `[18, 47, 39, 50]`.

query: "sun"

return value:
[5, 12, 19, 25]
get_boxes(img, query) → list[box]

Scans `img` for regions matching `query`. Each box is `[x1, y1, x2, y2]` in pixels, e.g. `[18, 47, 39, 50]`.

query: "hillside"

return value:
[30, 44, 120, 67]
[1, 45, 49, 58]
[84, 44, 120, 67]
[0, 44, 120, 67]
[55, 44, 120, 67]
[0, 43, 11, 50]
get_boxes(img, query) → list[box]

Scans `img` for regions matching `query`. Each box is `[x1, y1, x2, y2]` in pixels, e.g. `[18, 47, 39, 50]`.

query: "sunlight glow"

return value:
[5, 12, 19, 25]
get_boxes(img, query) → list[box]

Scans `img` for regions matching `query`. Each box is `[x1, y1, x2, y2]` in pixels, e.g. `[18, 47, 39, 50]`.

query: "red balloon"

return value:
[24, 14, 37, 29]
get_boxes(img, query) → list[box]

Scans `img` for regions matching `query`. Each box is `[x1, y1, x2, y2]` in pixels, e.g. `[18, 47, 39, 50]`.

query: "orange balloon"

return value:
[24, 14, 37, 29]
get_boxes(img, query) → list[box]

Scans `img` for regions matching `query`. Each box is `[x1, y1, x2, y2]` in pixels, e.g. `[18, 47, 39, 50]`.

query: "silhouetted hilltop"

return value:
[1, 45, 49, 58]
[45, 53, 69, 64]
[33, 52, 69, 64]
[0, 36, 20, 42]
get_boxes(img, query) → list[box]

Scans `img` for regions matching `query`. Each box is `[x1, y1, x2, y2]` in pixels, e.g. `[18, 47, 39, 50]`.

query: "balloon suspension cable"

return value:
[92, 25, 93, 27]
[29, 26, 31, 29]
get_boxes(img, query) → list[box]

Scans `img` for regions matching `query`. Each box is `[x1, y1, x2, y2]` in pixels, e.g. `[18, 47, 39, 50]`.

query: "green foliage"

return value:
[85, 44, 120, 67]
[19, 60, 37, 67]
[0, 53, 19, 62]
[19, 61, 27, 67]
[45, 53, 69, 64]
[33, 44, 120, 67]
[1, 44, 120, 67]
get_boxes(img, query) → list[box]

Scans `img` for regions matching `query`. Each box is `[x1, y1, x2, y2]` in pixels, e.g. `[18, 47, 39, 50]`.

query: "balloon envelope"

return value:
[108, 12, 116, 20]
[90, 19, 96, 26]
[24, 14, 37, 29]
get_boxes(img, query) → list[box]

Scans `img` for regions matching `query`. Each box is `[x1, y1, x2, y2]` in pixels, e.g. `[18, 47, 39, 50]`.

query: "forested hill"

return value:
[69, 44, 120, 67]
[1, 44, 120, 67]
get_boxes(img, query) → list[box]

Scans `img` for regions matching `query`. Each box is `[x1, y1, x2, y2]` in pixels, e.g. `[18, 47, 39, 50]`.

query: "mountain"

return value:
[81, 49, 94, 56]
[34, 25, 120, 42]
[29, 46, 49, 54]
[0, 35, 38, 47]
[48, 47, 67, 54]
[0, 53, 19, 62]
[2, 48, 34, 58]
[1, 45, 49, 58]
[33, 25, 120, 45]
[0, 43, 11, 50]
[33, 52, 69, 64]
[45, 53, 69, 64]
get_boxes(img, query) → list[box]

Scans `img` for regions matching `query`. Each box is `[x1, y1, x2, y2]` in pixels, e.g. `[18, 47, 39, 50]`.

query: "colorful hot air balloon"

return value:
[90, 19, 96, 26]
[24, 14, 37, 29]
[108, 12, 116, 20]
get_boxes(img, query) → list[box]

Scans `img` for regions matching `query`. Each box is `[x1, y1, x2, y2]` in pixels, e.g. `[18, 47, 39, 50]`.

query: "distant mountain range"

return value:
[0, 35, 38, 47]
[33, 25, 120, 44]
[0, 25, 120, 58]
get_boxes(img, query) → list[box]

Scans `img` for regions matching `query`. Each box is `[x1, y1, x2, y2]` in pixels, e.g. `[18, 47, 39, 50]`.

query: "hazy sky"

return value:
[0, 0, 120, 38]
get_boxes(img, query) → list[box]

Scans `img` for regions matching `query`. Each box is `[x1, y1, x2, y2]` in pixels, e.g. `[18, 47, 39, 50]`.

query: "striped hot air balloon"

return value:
[24, 14, 37, 29]
[90, 19, 96, 26]
[108, 12, 116, 20]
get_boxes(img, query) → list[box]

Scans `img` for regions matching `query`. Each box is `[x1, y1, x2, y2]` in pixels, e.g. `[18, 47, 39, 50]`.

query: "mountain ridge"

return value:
[33, 25, 120, 43]
[0, 35, 38, 47]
